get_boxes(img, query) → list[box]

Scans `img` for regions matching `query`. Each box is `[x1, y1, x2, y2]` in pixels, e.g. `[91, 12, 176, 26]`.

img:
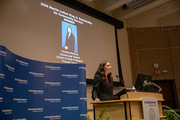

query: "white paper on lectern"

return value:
[142, 98, 160, 120]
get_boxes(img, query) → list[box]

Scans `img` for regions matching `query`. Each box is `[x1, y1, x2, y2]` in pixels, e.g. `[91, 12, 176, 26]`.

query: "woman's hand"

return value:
[94, 98, 100, 102]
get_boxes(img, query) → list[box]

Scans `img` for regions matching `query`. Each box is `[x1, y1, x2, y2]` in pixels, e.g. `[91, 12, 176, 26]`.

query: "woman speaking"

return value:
[92, 61, 114, 102]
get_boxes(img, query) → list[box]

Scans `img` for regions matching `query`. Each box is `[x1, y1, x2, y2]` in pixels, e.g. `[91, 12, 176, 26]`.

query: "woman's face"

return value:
[104, 62, 112, 75]
[67, 27, 72, 34]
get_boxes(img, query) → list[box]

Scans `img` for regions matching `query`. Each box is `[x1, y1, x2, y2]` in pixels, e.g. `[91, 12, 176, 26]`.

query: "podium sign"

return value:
[142, 98, 160, 120]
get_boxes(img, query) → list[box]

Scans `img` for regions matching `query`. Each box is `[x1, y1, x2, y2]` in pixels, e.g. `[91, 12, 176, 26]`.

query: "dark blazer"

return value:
[65, 34, 75, 52]
[92, 74, 114, 101]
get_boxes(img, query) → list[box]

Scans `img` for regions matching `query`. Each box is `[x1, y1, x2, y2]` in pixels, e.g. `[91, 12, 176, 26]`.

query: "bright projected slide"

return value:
[0, 0, 120, 80]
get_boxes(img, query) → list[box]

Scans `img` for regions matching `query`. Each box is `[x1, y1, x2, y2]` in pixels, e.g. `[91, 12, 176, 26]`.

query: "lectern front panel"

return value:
[94, 103, 126, 120]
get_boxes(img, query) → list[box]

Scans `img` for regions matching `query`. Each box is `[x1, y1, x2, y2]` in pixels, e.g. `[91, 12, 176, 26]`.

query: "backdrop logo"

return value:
[29, 72, 44, 77]
[80, 97, 87, 101]
[79, 82, 86, 86]
[80, 114, 87, 117]
[62, 106, 79, 111]
[6, 64, 15, 72]
[45, 66, 61, 70]
[13, 98, 27, 103]
[2, 109, 12, 114]
[14, 78, 28, 84]
[16, 59, 29, 67]
[0, 97, 3, 102]
[4, 86, 13, 92]
[79, 67, 86, 70]
[62, 90, 78, 94]
[45, 82, 61, 86]
[45, 98, 61, 103]
[0, 50, 6, 57]
[12, 118, 27, 120]
[0, 73, 5, 79]
[28, 90, 44, 94]
[44, 115, 61, 119]
[28, 108, 43, 112]
[62, 74, 78, 78]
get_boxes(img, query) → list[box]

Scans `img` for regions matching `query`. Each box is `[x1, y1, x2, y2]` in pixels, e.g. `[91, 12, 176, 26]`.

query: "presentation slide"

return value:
[0, 0, 120, 80]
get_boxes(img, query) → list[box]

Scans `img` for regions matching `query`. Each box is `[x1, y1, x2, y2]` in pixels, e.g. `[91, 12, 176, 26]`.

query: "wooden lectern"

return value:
[91, 92, 166, 120]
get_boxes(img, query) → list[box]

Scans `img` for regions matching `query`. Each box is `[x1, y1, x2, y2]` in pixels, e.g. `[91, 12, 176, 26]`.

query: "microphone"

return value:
[116, 75, 125, 87]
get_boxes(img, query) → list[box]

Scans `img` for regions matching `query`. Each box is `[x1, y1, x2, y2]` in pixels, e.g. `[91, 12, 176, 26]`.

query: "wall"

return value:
[127, 25, 180, 108]
[117, 28, 133, 87]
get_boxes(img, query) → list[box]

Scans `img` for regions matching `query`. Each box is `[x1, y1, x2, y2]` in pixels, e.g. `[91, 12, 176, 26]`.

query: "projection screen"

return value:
[0, 0, 121, 81]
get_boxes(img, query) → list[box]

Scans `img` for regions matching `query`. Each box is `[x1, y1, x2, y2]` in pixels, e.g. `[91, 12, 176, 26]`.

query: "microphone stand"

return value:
[151, 82, 162, 93]
[143, 81, 162, 93]
[116, 75, 125, 87]
[114, 75, 126, 100]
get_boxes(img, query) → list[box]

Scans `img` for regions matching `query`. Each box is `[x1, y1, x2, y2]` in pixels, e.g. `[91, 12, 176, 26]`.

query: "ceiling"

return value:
[77, 0, 180, 27]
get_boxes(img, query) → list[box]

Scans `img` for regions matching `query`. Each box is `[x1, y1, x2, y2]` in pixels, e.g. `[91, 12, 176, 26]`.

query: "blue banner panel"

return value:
[0, 45, 87, 120]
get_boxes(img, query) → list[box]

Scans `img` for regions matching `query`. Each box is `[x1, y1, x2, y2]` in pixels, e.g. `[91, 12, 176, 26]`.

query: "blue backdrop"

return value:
[0, 45, 87, 120]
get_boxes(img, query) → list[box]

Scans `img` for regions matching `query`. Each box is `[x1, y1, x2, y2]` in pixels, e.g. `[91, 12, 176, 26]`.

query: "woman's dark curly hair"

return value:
[95, 61, 112, 79]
